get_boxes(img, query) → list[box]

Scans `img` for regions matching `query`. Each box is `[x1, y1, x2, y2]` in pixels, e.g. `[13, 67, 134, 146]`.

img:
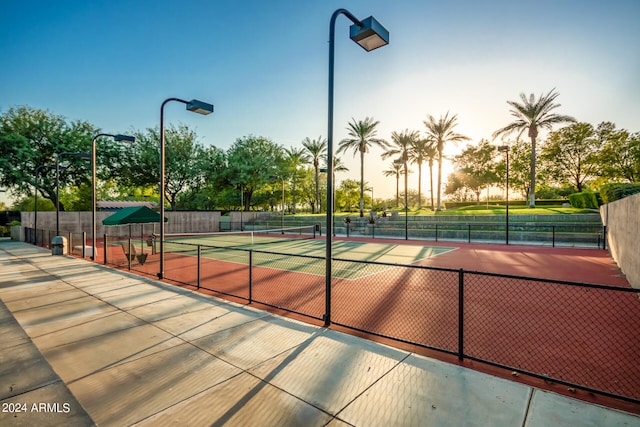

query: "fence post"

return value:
[197, 245, 201, 290]
[435, 223, 438, 242]
[82, 231, 87, 258]
[458, 268, 464, 361]
[127, 238, 132, 270]
[249, 250, 253, 303]
[602, 225, 607, 250]
[468, 224, 471, 243]
[552, 225, 556, 247]
[103, 234, 107, 264]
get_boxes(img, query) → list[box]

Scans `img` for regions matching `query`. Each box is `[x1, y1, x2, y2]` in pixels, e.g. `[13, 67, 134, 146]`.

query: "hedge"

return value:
[599, 183, 640, 204]
[444, 199, 565, 209]
[567, 191, 600, 209]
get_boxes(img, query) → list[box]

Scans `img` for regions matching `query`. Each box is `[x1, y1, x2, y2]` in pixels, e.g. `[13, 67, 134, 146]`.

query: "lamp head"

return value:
[186, 99, 214, 115]
[114, 134, 136, 143]
[350, 16, 389, 52]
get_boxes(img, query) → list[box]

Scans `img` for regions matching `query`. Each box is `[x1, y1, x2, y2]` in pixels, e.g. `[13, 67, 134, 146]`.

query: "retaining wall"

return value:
[601, 194, 640, 289]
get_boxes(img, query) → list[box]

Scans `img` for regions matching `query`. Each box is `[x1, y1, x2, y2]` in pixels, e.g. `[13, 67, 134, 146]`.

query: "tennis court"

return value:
[163, 228, 456, 280]
[99, 229, 640, 407]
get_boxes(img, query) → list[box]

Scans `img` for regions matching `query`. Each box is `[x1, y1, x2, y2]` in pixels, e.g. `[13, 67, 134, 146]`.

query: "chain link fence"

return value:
[26, 226, 640, 404]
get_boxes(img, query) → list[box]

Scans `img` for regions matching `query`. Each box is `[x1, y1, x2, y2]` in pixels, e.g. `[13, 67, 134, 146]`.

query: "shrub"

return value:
[599, 183, 640, 204]
[568, 191, 600, 209]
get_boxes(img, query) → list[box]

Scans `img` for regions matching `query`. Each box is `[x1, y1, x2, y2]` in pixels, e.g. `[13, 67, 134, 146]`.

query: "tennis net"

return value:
[161, 225, 317, 248]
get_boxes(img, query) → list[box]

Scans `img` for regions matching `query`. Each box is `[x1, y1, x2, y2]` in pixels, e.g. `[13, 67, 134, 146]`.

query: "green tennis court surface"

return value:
[165, 235, 456, 280]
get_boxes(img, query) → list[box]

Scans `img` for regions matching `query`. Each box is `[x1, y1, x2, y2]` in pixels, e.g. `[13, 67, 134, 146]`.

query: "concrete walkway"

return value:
[1, 239, 638, 426]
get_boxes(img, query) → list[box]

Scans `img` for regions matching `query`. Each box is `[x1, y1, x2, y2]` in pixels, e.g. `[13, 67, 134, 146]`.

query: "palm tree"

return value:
[423, 112, 470, 211]
[283, 147, 310, 214]
[409, 137, 437, 210]
[383, 161, 405, 208]
[332, 156, 349, 174]
[337, 117, 388, 217]
[492, 88, 575, 208]
[320, 156, 348, 214]
[383, 129, 420, 213]
[301, 136, 327, 214]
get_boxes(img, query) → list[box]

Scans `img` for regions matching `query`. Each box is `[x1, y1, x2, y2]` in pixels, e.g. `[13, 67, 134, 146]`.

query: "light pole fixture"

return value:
[269, 175, 285, 231]
[498, 145, 510, 244]
[159, 98, 214, 279]
[325, 9, 389, 326]
[91, 133, 135, 261]
[320, 167, 336, 236]
[55, 152, 90, 236]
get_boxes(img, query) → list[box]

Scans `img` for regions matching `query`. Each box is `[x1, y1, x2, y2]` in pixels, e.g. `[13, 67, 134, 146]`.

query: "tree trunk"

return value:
[359, 150, 365, 217]
[395, 174, 399, 208]
[429, 160, 434, 210]
[436, 154, 443, 211]
[417, 162, 423, 209]
[529, 131, 537, 208]
[314, 163, 319, 214]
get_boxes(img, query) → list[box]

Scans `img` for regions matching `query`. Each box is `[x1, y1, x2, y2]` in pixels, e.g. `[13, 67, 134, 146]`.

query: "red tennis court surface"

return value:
[345, 237, 629, 286]
[94, 236, 639, 413]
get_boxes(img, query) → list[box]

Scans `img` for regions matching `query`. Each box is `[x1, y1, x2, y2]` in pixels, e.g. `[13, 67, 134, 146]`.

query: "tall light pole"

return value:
[498, 145, 510, 244]
[55, 152, 90, 237]
[269, 175, 285, 230]
[159, 98, 214, 279]
[325, 9, 389, 326]
[91, 133, 135, 261]
[33, 164, 50, 244]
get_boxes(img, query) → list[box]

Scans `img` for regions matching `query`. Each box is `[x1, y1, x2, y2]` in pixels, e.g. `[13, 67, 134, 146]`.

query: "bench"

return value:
[120, 242, 148, 265]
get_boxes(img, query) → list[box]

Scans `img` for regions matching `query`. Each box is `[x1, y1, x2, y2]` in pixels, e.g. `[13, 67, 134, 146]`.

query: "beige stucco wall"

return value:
[601, 193, 640, 289]
[21, 211, 221, 238]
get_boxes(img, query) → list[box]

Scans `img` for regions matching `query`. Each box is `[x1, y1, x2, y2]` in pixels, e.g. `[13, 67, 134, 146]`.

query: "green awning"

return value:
[102, 206, 167, 225]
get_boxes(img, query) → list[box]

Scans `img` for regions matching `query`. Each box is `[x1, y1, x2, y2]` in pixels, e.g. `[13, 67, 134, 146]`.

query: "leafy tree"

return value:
[282, 147, 309, 214]
[0, 106, 97, 211]
[541, 122, 602, 192]
[123, 124, 213, 210]
[335, 179, 361, 212]
[596, 122, 639, 183]
[492, 89, 575, 207]
[454, 139, 500, 204]
[225, 135, 284, 210]
[11, 195, 55, 212]
[496, 139, 532, 200]
[383, 129, 419, 213]
[410, 137, 437, 210]
[423, 112, 470, 211]
[296, 167, 317, 212]
[337, 117, 388, 217]
[444, 170, 475, 202]
[302, 136, 327, 213]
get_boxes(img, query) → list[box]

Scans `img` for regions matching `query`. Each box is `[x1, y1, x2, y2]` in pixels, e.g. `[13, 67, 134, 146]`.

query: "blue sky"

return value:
[1, 0, 639, 204]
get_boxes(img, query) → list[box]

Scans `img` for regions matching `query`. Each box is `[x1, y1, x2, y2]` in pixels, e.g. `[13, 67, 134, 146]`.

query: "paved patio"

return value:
[1, 239, 638, 426]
